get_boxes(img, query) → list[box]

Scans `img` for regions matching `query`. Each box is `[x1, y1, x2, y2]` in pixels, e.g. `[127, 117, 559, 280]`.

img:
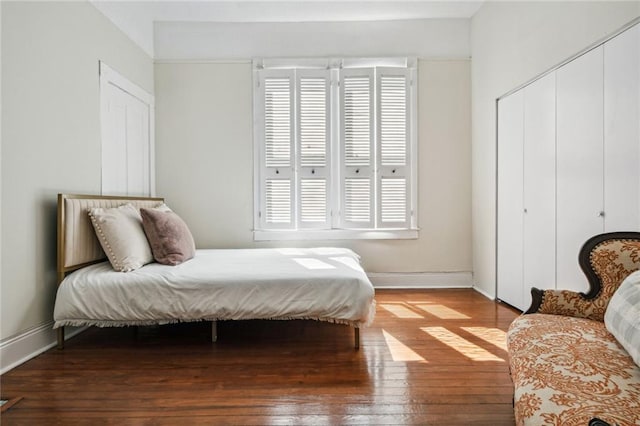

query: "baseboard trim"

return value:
[368, 272, 473, 289]
[472, 285, 496, 301]
[0, 322, 86, 375]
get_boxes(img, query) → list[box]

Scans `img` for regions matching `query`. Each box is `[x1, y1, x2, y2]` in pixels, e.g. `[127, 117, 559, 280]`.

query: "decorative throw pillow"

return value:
[604, 269, 640, 367]
[151, 203, 172, 213]
[88, 203, 154, 272]
[140, 207, 196, 266]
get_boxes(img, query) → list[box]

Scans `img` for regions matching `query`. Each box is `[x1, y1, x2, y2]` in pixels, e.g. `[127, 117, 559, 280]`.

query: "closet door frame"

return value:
[495, 19, 640, 305]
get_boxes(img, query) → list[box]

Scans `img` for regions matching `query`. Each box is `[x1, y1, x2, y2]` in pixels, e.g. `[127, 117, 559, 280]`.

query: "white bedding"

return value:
[53, 248, 376, 328]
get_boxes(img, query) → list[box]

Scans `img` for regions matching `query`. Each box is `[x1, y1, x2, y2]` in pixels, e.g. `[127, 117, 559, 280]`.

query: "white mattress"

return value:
[54, 248, 376, 328]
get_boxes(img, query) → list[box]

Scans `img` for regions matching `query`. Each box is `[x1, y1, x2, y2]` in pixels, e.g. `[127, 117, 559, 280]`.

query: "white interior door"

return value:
[556, 46, 604, 293]
[523, 72, 557, 301]
[604, 24, 640, 231]
[102, 84, 128, 195]
[125, 95, 151, 196]
[497, 91, 525, 310]
[100, 62, 154, 196]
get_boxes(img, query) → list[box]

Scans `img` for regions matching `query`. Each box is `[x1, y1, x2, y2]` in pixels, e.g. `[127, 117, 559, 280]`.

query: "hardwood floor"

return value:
[1, 289, 519, 425]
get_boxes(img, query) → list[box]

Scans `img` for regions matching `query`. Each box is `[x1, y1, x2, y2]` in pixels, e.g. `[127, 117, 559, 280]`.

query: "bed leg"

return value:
[354, 327, 360, 350]
[57, 327, 65, 350]
[211, 321, 217, 343]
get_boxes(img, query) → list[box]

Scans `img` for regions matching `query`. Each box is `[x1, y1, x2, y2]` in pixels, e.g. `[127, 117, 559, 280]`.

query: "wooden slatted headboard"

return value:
[56, 194, 164, 284]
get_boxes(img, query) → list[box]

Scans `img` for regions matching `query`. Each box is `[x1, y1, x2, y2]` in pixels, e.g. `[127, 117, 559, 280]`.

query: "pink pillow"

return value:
[140, 207, 196, 265]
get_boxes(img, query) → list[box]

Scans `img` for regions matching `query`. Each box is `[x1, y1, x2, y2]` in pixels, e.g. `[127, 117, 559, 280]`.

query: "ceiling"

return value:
[91, 1, 484, 57]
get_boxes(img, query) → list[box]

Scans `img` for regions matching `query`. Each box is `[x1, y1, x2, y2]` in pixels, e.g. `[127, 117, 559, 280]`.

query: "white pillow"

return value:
[604, 269, 640, 367]
[88, 203, 154, 272]
[152, 203, 172, 212]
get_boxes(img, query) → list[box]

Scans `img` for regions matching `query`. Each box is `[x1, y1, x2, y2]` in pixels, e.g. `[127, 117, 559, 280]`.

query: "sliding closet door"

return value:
[556, 46, 604, 293]
[604, 24, 640, 231]
[497, 91, 524, 310]
[523, 72, 556, 300]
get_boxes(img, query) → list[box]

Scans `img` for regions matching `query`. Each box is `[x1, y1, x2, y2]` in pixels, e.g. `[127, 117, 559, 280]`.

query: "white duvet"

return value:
[54, 248, 376, 328]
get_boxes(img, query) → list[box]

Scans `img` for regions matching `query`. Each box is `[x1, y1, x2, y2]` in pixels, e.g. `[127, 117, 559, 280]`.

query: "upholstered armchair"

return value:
[525, 232, 640, 322]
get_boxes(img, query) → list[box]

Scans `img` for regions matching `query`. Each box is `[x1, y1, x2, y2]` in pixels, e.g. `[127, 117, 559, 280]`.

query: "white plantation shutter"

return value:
[376, 68, 411, 228]
[298, 73, 329, 168]
[297, 70, 331, 228]
[340, 68, 375, 228]
[300, 179, 327, 223]
[344, 178, 372, 223]
[265, 179, 292, 224]
[380, 178, 406, 221]
[254, 59, 417, 237]
[259, 70, 295, 229]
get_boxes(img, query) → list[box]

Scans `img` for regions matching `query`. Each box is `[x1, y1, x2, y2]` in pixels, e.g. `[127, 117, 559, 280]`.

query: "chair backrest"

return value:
[579, 232, 640, 310]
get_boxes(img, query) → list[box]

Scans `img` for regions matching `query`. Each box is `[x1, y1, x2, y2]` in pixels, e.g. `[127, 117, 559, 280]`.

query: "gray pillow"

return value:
[140, 207, 196, 266]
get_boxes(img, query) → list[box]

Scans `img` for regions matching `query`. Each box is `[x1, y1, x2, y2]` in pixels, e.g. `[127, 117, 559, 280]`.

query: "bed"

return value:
[53, 194, 376, 349]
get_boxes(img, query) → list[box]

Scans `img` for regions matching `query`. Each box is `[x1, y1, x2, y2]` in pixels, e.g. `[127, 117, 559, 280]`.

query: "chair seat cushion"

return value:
[507, 313, 640, 426]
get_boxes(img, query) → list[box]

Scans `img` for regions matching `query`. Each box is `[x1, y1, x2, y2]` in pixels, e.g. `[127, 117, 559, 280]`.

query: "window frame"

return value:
[253, 58, 419, 241]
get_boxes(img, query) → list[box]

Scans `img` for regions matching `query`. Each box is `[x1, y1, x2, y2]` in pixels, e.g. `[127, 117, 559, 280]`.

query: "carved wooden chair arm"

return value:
[524, 232, 640, 322]
[526, 288, 603, 321]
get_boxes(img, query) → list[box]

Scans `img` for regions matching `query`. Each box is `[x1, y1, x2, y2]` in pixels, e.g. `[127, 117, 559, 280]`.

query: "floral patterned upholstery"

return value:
[508, 314, 640, 425]
[529, 234, 640, 321]
[508, 233, 640, 426]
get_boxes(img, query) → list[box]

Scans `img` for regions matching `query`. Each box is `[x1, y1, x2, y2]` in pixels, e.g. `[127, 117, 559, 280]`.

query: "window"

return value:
[254, 59, 417, 240]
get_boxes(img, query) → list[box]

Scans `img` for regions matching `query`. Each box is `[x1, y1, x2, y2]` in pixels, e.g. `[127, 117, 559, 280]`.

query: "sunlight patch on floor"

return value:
[380, 303, 423, 319]
[382, 329, 426, 362]
[461, 327, 508, 352]
[421, 327, 504, 362]
[415, 304, 470, 319]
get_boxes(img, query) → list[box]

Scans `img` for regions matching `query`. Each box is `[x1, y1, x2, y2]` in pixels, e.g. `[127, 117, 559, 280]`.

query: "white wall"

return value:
[1, 1, 154, 342]
[154, 19, 470, 60]
[0, 0, 3, 347]
[90, 0, 155, 57]
[155, 59, 471, 274]
[0, 2, 3, 344]
[470, 1, 640, 298]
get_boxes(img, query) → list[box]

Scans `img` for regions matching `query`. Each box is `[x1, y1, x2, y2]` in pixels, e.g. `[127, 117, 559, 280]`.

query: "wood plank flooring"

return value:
[0, 289, 520, 425]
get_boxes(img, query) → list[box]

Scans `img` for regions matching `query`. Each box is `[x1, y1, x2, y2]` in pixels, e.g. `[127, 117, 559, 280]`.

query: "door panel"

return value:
[125, 95, 151, 196]
[556, 46, 604, 293]
[100, 64, 153, 197]
[523, 72, 557, 304]
[497, 91, 525, 310]
[102, 84, 129, 195]
[604, 25, 640, 231]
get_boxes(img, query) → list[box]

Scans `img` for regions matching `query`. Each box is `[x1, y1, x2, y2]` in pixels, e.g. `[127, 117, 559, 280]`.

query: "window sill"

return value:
[253, 228, 419, 241]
